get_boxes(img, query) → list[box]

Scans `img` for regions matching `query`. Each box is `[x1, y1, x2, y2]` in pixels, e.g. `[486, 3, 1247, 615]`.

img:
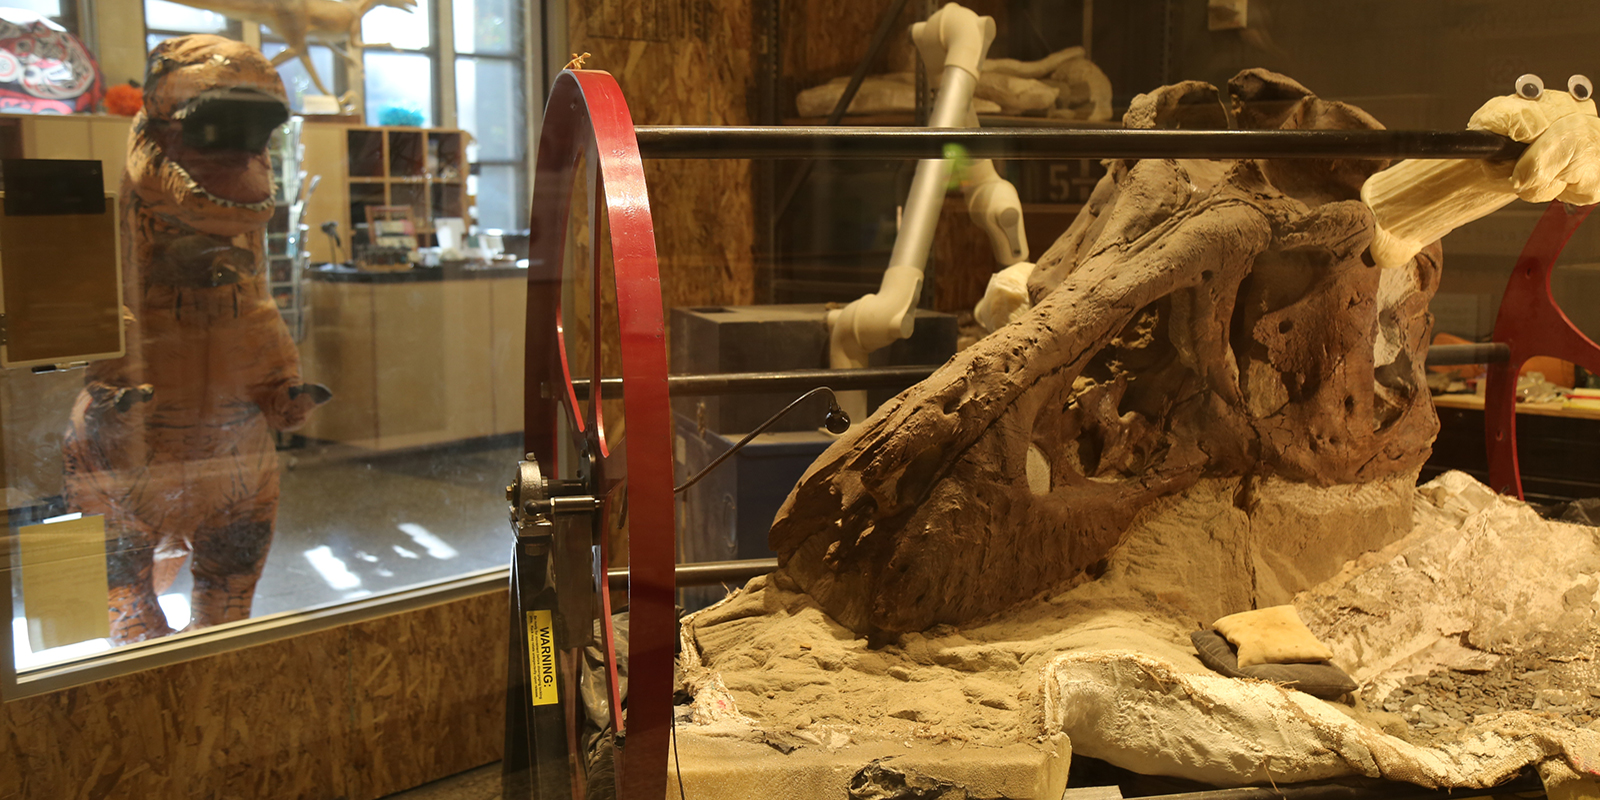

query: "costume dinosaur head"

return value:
[128, 34, 288, 237]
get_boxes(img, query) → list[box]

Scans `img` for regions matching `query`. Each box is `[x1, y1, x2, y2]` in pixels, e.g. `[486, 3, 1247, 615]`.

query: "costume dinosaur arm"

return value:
[83, 306, 155, 412]
[245, 308, 330, 431]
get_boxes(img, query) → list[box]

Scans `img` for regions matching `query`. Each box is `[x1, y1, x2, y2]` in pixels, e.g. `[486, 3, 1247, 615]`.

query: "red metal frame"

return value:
[523, 69, 675, 800]
[1484, 201, 1600, 498]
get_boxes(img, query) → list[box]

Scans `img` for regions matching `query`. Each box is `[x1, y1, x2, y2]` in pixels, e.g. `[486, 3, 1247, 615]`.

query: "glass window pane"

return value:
[144, 0, 230, 33]
[472, 164, 522, 232]
[453, 0, 517, 56]
[362, 0, 430, 51]
[263, 42, 338, 111]
[455, 57, 522, 162]
[3, 0, 62, 18]
[364, 51, 433, 126]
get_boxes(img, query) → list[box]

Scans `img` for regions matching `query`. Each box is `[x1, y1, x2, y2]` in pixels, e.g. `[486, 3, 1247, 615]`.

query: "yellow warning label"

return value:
[527, 610, 558, 706]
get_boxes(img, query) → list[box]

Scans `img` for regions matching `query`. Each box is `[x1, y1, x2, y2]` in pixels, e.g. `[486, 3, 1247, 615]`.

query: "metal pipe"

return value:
[1423, 342, 1511, 366]
[608, 558, 777, 589]
[633, 127, 1526, 162]
[567, 339, 1505, 400]
[893, 69, 978, 276]
[567, 365, 939, 399]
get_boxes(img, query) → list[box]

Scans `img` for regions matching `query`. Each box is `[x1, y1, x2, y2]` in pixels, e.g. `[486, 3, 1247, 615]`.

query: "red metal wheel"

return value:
[1484, 201, 1600, 498]
[508, 69, 674, 800]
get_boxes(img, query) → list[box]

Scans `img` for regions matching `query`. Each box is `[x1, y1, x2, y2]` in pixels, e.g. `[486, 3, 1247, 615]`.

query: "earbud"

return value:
[824, 402, 851, 434]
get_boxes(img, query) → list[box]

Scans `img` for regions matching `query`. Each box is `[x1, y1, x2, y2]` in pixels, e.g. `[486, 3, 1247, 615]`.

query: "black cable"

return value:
[673, 386, 851, 494]
[671, 711, 687, 800]
[667, 385, 851, 799]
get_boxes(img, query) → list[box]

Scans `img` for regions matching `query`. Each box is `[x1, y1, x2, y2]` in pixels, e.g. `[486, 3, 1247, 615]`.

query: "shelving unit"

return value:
[343, 127, 471, 251]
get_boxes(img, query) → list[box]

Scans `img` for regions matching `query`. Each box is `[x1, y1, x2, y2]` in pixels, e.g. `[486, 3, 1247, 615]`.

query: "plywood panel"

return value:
[569, 0, 757, 314]
[489, 277, 526, 435]
[301, 281, 379, 446]
[344, 592, 508, 798]
[0, 589, 506, 800]
[779, 0, 1007, 116]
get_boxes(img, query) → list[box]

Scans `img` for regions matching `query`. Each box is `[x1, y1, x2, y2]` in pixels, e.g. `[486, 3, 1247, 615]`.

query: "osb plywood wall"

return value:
[0, 590, 506, 800]
[778, 0, 1011, 315]
[567, 0, 757, 311]
[779, 0, 1008, 117]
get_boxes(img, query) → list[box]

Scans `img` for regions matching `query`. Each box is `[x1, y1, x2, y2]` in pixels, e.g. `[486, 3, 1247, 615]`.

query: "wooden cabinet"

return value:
[299, 273, 524, 451]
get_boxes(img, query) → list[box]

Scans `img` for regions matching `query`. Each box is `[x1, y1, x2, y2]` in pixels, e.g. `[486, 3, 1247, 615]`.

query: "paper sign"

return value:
[526, 609, 558, 705]
[19, 513, 110, 651]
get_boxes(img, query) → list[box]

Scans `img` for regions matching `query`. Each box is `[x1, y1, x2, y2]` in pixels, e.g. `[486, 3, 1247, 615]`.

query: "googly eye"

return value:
[1570, 74, 1593, 101]
[1516, 73, 1545, 100]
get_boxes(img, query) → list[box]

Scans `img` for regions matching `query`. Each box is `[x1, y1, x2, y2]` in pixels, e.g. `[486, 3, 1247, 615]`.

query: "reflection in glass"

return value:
[5, 0, 62, 18]
[560, 148, 596, 429]
[455, 58, 522, 162]
[452, 0, 516, 55]
[362, 0, 431, 51]
[262, 42, 337, 111]
[144, 0, 230, 33]
[364, 51, 433, 127]
[474, 164, 521, 233]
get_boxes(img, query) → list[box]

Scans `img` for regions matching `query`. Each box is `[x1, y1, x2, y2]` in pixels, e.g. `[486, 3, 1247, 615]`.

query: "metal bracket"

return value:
[507, 453, 598, 529]
[0, 312, 8, 346]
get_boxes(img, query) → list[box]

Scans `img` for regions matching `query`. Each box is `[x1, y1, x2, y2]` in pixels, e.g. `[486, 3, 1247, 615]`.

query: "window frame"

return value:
[455, 49, 526, 231]
[360, 0, 442, 127]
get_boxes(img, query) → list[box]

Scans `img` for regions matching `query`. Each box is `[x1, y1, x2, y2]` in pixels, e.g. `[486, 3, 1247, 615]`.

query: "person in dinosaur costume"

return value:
[62, 34, 330, 644]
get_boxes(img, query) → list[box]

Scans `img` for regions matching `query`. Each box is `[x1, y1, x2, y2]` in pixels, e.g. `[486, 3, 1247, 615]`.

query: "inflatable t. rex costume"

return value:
[63, 35, 329, 644]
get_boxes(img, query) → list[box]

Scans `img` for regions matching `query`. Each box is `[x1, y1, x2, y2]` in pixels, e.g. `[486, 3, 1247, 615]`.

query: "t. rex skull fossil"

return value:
[769, 70, 1441, 637]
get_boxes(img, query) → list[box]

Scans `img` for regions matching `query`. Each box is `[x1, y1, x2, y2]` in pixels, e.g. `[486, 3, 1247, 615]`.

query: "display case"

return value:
[503, 5, 1600, 800]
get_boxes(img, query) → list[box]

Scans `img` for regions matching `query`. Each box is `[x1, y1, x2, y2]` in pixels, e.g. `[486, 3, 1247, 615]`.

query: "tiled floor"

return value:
[9, 439, 522, 665]
[254, 440, 521, 615]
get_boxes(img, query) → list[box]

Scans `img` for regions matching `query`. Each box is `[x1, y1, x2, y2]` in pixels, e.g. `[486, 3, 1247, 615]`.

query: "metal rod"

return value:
[569, 340, 1505, 400]
[633, 127, 1526, 161]
[608, 558, 777, 589]
[567, 340, 1512, 402]
[1423, 342, 1512, 366]
[568, 365, 939, 399]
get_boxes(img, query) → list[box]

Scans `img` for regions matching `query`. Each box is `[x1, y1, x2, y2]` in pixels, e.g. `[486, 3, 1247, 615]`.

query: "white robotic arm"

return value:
[960, 109, 1030, 267]
[827, 2, 1006, 371]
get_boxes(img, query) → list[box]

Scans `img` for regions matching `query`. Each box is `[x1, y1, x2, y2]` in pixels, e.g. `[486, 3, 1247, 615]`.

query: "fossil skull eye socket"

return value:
[1569, 74, 1593, 101]
[1516, 73, 1546, 100]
